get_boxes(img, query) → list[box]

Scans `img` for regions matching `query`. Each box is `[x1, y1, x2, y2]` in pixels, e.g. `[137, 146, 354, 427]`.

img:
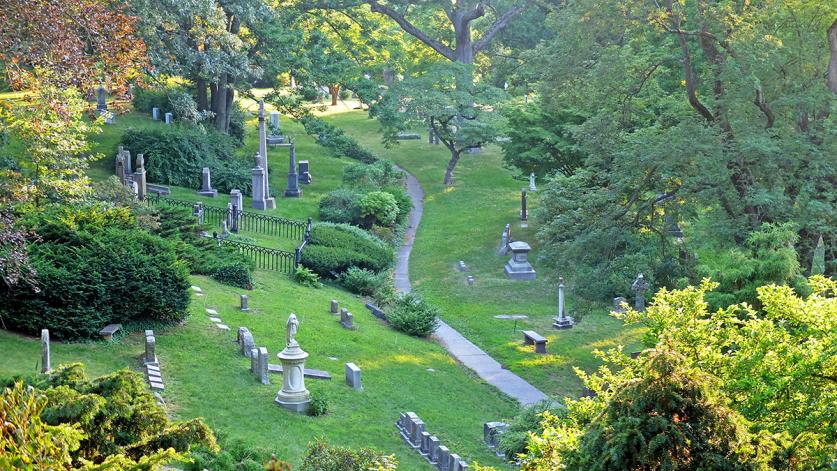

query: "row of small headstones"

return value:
[329, 300, 355, 330]
[457, 261, 475, 286]
[397, 412, 469, 470]
[142, 330, 164, 393]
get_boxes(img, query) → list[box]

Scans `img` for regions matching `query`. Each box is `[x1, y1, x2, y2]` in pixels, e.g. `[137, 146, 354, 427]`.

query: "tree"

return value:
[373, 62, 505, 184]
[0, 0, 147, 91]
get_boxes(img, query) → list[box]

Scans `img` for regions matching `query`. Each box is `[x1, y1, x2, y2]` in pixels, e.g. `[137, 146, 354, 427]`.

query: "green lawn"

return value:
[324, 110, 644, 398]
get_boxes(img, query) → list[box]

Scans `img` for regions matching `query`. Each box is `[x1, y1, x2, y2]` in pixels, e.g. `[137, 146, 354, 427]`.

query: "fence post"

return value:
[294, 247, 301, 270]
[231, 204, 239, 233]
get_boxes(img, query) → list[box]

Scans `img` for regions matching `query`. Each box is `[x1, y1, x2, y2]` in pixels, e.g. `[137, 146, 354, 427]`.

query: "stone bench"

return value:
[99, 324, 122, 341]
[521, 330, 547, 354]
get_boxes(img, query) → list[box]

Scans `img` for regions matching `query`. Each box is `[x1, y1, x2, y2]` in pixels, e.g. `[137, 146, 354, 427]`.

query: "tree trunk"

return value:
[329, 85, 340, 106]
[829, 19, 837, 93]
[224, 87, 235, 131]
[444, 149, 461, 185]
[196, 78, 208, 112]
[452, 14, 474, 65]
[213, 73, 229, 133]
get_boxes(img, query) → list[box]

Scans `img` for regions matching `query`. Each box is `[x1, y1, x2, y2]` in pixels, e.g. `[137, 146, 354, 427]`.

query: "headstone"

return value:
[341, 307, 348, 318]
[230, 190, 243, 229]
[256, 103, 276, 210]
[236, 326, 250, 345]
[267, 111, 284, 145]
[115, 155, 126, 185]
[340, 310, 355, 330]
[152, 107, 160, 121]
[144, 335, 157, 365]
[122, 148, 132, 174]
[284, 143, 302, 197]
[298, 160, 312, 184]
[466, 275, 475, 286]
[41, 329, 51, 373]
[198, 167, 219, 197]
[221, 221, 229, 238]
[164, 112, 173, 124]
[504, 241, 536, 280]
[427, 436, 440, 464]
[250, 347, 259, 373]
[410, 418, 425, 448]
[96, 84, 107, 112]
[134, 154, 147, 201]
[240, 331, 255, 357]
[484, 421, 509, 448]
[529, 173, 537, 192]
[498, 224, 511, 256]
[274, 314, 310, 413]
[457, 261, 468, 272]
[631, 273, 649, 312]
[553, 277, 575, 329]
[345, 362, 362, 390]
[270, 111, 281, 130]
[258, 347, 270, 385]
[436, 447, 450, 471]
[520, 190, 528, 221]
[330, 300, 339, 314]
[612, 296, 627, 314]
[240, 294, 250, 312]
[193, 202, 205, 225]
[251, 166, 268, 210]
[420, 431, 431, 456]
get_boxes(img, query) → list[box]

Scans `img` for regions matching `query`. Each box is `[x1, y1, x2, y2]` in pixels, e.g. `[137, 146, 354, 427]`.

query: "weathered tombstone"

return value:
[240, 330, 255, 358]
[484, 421, 509, 448]
[198, 167, 219, 197]
[115, 156, 126, 185]
[221, 221, 230, 238]
[427, 436, 440, 464]
[251, 165, 268, 210]
[96, 84, 107, 112]
[250, 347, 259, 373]
[612, 296, 627, 314]
[144, 335, 157, 365]
[340, 310, 355, 330]
[152, 107, 160, 121]
[284, 142, 302, 197]
[122, 148, 132, 174]
[553, 277, 575, 329]
[274, 314, 310, 413]
[164, 112, 173, 124]
[504, 241, 536, 280]
[529, 173, 537, 192]
[497, 224, 511, 256]
[457, 261, 468, 272]
[134, 154, 147, 201]
[236, 326, 250, 345]
[410, 418, 425, 448]
[298, 160, 312, 184]
[267, 111, 284, 145]
[520, 190, 528, 221]
[420, 431, 431, 456]
[240, 294, 250, 312]
[330, 300, 339, 314]
[345, 362, 362, 390]
[466, 275, 475, 286]
[41, 329, 51, 373]
[340, 307, 348, 318]
[192, 202, 205, 225]
[436, 447, 450, 471]
[257, 347, 270, 385]
[631, 273, 649, 312]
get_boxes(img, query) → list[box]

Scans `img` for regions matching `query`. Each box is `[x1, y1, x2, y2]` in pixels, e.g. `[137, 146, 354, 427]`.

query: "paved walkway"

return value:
[395, 167, 548, 406]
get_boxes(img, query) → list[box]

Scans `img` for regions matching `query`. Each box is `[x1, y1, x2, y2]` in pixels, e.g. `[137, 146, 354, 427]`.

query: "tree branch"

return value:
[753, 85, 774, 128]
[473, 4, 528, 52]
[666, 0, 714, 123]
[367, 0, 456, 61]
[828, 19, 837, 93]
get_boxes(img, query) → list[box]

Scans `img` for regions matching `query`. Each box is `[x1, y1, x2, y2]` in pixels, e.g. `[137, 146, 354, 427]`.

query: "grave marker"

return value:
[41, 329, 51, 373]
[345, 362, 362, 390]
[198, 167, 219, 197]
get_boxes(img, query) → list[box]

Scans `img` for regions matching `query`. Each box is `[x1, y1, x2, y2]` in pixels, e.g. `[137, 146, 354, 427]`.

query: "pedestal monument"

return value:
[504, 241, 536, 280]
[552, 277, 575, 329]
[275, 314, 311, 413]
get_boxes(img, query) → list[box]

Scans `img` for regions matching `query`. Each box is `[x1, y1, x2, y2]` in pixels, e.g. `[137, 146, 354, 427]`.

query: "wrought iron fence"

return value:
[215, 238, 296, 272]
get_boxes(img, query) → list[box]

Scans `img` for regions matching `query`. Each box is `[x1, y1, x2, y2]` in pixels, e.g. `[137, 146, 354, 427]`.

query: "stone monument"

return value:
[345, 362, 362, 390]
[497, 224, 511, 256]
[134, 154, 147, 201]
[529, 173, 537, 192]
[198, 167, 219, 197]
[552, 277, 575, 329]
[267, 111, 284, 145]
[275, 314, 310, 413]
[520, 190, 528, 221]
[284, 142, 302, 197]
[164, 112, 173, 124]
[152, 107, 160, 121]
[612, 296, 627, 314]
[504, 241, 536, 280]
[240, 294, 250, 312]
[298, 160, 312, 184]
[257, 101, 277, 209]
[230, 189, 243, 230]
[41, 329, 51, 373]
[631, 273, 649, 312]
[96, 84, 107, 112]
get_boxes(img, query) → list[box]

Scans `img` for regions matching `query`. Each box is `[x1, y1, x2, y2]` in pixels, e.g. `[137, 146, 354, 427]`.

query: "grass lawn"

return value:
[0, 270, 518, 469]
[324, 109, 644, 398]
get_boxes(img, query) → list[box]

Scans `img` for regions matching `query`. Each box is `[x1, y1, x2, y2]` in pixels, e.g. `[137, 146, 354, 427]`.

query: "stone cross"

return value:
[198, 167, 218, 197]
[529, 173, 537, 192]
[41, 329, 51, 373]
[345, 362, 362, 390]
[631, 273, 649, 312]
[240, 294, 249, 312]
[284, 142, 302, 197]
[520, 190, 528, 221]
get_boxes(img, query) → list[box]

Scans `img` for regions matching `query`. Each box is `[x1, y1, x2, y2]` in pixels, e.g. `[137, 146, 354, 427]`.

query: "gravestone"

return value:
[256, 102, 277, 210]
[251, 165, 268, 210]
[221, 221, 229, 238]
[115, 155, 126, 185]
[484, 421, 509, 449]
[466, 275, 475, 286]
[449, 455, 462, 470]
[240, 294, 250, 312]
[96, 84, 107, 112]
[230, 190, 243, 231]
[267, 111, 284, 145]
[236, 326, 250, 345]
[520, 190, 528, 221]
[122, 147, 132, 174]
[420, 431, 431, 456]
[553, 277, 575, 329]
[284, 143, 302, 197]
[275, 314, 310, 413]
[164, 112, 173, 124]
[298, 160, 312, 184]
[250, 347, 259, 373]
[436, 447, 450, 471]
[504, 241, 536, 280]
[497, 224, 511, 256]
[457, 261, 468, 272]
[152, 107, 160, 121]
[340, 310, 355, 330]
[134, 154, 147, 201]
[345, 362, 362, 390]
[257, 347, 270, 385]
[529, 173, 537, 192]
[240, 330, 255, 358]
[427, 436, 440, 464]
[198, 167, 219, 197]
[193, 202, 205, 225]
[612, 296, 627, 314]
[144, 335, 157, 365]
[330, 300, 339, 314]
[41, 329, 51, 373]
[631, 273, 649, 312]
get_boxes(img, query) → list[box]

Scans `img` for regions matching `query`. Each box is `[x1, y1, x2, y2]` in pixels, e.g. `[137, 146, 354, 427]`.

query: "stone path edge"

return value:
[394, 165, 548, 406]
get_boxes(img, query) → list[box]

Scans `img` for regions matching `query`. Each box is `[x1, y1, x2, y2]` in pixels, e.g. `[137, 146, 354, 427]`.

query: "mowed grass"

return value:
[324, 109, 644, 398]
[0, 271, 518, 469]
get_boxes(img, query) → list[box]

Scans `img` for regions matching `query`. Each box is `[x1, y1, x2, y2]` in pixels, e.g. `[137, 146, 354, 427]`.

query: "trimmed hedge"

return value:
[300, 223, 393, 277]
[318, 188, 362, 224]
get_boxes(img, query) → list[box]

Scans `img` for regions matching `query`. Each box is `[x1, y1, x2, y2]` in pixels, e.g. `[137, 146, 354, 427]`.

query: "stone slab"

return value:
[149, 381, 165, 391]
[216, 324, 230, 331]
[206, 309, 218, 315]
[209, 317, 222, 323]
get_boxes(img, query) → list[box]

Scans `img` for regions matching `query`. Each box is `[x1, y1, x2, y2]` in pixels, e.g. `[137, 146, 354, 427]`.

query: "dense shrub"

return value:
[341, 160, 403, 189]
[227, 102, 247, 144]
[187, 433, 283, 471]
[211, 259, 254, 289]
[0, 205, 190, 340]
[338, 267, 386, 296]
[132, 86, 170, 114]
[301, 223, 393, 277]
[385, 185, 412, 225]
[300, 116, 377, 163]
[359, 191, 399, 227]
[292, 266, 322, 289]
[299, 438, 397, 471]
[308, 391, 330, 417]
[387, 292, 440, 337]
[498, 401, 564, 460]
[121, 126, 250, 193]
[318, 188, 362, 224]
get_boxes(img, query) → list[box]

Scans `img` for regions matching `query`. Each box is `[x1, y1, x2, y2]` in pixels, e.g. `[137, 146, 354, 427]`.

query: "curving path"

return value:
[395, 167, 548, 406]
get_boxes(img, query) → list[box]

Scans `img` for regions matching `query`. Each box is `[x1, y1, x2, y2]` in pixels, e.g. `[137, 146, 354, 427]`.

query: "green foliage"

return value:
[307, 391, 330, 417]
[299, 115, 378, 163]
[301, 223, 393, 277]
[132, 86, 171, 114]
[186, 433, 282, 471]
[359, 191, 399, 227]
[211, 259, 254, 290]
[227, 102, 247, 144]
[338, 267, 386, 296]
[387, 292, 440, 338]
[342, 161, 403, 189]
[299, 438, 397, 471]
[811, 235, 826, 275]
[292, 266, 322, 289]
[120, 126, 250, 193]
[498, 401, 564, 460]
[318, 188, 362, 224]
[0, 205, 190, 340]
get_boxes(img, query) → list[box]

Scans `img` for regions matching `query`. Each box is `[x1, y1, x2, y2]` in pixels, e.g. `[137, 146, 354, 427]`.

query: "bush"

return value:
[0, 205, 190, 340]
[299, 438, 397, 471]
[387, 292, 440, 337]
[121, 126, 250, 193]
[292, 266, 322, 289]
[300, 116, 377, 163]
[301, 223, 393, 277]
[187, 433, 282, 471]
[132, 86, 169, 114]
[342, 161, 403, 189]
[359, 191, 399, 227]
[318, 188, 362, 224]
[227, 102, 246, 144]
[385, 185, 412, 225]
[498, 401, 564, 460]
[212, 259, 254, 289]
[338, 267, 386, 296]
[308, 391, 330, 417]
